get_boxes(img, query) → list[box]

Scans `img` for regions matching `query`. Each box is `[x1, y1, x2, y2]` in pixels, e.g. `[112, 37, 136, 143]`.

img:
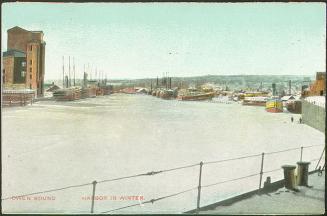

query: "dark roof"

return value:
[3, 49, 26, 58]
[7, 26, 43, 34]
[7, 26, 29, 32]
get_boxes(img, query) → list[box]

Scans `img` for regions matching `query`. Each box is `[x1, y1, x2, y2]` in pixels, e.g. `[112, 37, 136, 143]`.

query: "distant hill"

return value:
[45, 74, 314, 91]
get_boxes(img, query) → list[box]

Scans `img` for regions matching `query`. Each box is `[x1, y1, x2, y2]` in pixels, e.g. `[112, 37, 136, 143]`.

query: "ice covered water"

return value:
[2, 94, 325, 213]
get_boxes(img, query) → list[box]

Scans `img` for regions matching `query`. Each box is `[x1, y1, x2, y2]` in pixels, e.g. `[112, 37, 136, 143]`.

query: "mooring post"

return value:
[300, 146, 303, 162]
[196, 161, 203, 214]
[258, 152, 265, 190]
[91, 180, 97, 213]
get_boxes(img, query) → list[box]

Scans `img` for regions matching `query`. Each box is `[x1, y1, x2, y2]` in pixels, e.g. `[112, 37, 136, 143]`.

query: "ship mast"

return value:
[73, 57, 76, 86]
[68, 56, 71, 87]
[62, 56, 65, 88]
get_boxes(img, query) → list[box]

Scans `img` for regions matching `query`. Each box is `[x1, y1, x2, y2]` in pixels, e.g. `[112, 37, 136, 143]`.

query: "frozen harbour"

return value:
[1, 94, 325, 213]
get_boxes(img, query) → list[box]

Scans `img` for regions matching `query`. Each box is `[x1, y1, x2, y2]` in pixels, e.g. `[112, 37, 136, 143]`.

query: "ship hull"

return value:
[178, 92, 215, 101]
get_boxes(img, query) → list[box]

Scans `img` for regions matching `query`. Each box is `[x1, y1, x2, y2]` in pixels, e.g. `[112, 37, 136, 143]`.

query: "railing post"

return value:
[315, 147, 325, 170]
[300, 146, 303, 162]
[91, 180, 97, 213]
[196, 161, 203, 214]
[258, 152, 265, 190]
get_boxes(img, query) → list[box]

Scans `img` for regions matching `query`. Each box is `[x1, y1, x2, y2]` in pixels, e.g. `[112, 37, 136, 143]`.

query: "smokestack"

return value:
[272, 83, 276, 96]
[169, 77, 172, 89]
[83, 64, 87, 87]
[288, 80, 291, 95]
[65, 75, 69, 88]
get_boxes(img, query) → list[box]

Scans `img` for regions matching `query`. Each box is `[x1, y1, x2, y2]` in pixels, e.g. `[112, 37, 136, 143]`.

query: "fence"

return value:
[2, 90, 35, 107]
[2, 144, 325, 214]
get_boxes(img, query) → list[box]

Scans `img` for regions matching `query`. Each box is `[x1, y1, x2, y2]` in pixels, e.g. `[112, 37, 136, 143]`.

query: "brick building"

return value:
[309, 72, 326, 96]
[2, 26, 46, 96]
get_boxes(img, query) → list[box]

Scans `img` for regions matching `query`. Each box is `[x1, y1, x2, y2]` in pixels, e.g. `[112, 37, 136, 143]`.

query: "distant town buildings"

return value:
[2, 26, 46, 97]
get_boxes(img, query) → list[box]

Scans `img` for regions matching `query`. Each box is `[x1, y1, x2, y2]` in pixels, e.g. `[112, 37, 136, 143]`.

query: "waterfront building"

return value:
[307, 72, 325, 97]
[2, 26, 46, 97]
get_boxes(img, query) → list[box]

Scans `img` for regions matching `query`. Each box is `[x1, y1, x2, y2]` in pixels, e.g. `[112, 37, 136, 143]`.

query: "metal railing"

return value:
[2, 144, 325, 214]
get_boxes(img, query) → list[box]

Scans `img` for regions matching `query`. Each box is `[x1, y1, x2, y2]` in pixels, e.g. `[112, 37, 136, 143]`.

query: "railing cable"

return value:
[100, 186, 198, 213]
[204, 153, 261, 165]
[265, 147, 299, 155]
[202, 173, 260, 189]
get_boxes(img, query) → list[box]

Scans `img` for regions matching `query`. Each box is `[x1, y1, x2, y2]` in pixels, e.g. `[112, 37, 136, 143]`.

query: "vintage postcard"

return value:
[1, 2, 325, 214]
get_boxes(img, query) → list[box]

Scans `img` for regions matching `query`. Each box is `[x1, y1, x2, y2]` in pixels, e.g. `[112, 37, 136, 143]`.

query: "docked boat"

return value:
[266, 98, 283, 113]
[178, 92, 215, 101]
[81, 87, 97, 99]
[53, 88, 75, 101]
[242, 96, 268, 106]
[121, 87, 136, 94]
[159, 89, 177, 99]
[53, 87, 82, 101]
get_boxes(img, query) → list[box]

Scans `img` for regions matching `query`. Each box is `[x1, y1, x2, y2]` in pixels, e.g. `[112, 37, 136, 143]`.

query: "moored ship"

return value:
[53, 88, 75, 101]
[178, 92, 215, 101]
[242, 96, 268, 106]
[266, 98, 283, 113]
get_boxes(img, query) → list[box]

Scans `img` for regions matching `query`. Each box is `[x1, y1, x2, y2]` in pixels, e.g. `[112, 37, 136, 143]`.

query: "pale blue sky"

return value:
[1, 2, 326, 80]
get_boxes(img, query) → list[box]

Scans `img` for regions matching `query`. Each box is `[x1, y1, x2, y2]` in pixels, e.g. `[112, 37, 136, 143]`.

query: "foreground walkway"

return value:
[199, 171, 325, 215]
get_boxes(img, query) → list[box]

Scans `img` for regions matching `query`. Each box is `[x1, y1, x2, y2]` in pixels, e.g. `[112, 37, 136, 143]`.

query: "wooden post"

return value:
[259, 152, 265, 190]
[196, 161, 203, 213]
[91, 180, 97, 213]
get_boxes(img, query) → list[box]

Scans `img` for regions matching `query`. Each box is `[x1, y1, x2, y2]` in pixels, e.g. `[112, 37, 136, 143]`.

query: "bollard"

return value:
[297, 161, 310, 186]
[300, 146, 303, 162]
[263, 176, 271, 188]
[281, 165, 297, 190]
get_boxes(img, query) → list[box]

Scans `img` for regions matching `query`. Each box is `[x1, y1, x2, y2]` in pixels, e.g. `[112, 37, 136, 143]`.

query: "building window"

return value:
[22, 62, 26, 67]
[30, 45, 33, 51]
[30, 60, 32, 65]
[30, 67, 32, 72]
[21, 71, 26, 77]
[30, 74, 32, 79]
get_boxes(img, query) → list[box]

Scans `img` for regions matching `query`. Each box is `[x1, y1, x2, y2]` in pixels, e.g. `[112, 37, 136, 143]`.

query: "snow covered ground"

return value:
[2, 94, 325, 213]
